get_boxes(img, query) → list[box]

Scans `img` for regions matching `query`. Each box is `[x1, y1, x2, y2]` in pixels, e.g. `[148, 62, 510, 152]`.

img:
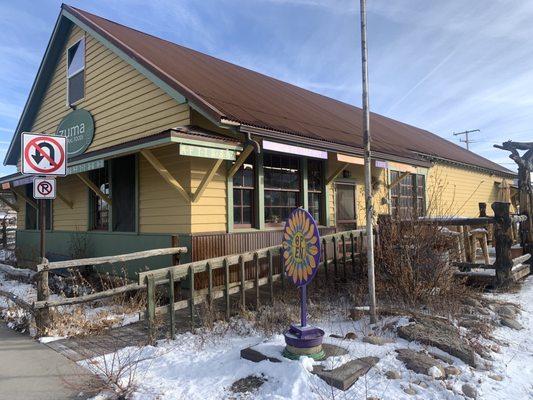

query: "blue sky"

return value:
[0, 0, 531, 175]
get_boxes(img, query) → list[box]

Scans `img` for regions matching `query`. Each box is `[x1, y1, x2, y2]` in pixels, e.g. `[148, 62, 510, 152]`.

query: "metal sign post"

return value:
[281, 208, 324, 360]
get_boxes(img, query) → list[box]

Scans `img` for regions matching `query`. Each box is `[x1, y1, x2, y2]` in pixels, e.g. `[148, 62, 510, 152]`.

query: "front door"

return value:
[336, 183, 357, 230]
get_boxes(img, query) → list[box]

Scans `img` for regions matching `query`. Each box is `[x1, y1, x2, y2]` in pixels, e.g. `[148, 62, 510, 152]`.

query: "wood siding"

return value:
[54, 175, 88, 231]
[30, 25, 190, 153]
[139, 145, 192, 234]
[427, 163, 505, 217]
[190, 157, 227, 233]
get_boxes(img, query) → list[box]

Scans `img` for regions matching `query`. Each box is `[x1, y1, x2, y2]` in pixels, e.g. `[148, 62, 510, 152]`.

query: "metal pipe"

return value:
[360, 0, 377, 323]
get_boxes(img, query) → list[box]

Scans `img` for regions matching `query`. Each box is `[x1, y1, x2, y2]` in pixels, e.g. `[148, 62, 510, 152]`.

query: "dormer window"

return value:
[67, 37, 85, 105]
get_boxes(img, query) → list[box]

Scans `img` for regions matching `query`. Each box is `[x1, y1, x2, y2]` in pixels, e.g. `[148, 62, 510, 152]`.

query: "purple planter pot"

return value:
[284, 325, 325, 348]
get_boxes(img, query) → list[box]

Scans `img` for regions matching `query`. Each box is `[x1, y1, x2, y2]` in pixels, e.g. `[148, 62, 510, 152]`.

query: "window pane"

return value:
[242, 207, 252, 224]
[90, 165, 110, 230]
[68, 71, 84, 104]
[68, 39, 85, 77]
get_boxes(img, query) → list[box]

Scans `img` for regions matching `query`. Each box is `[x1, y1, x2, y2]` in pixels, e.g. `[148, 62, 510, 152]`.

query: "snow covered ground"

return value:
[85, 277, 533, 400]
[0, 265, 140, 338]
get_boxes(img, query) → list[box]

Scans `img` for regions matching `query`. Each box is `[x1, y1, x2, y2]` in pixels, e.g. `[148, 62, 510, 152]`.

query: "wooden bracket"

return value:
[192, 159, 223, 203]
[141, 149, 191, 203]
[76, 173, 113, 206]
[388, 171, 410, 189]
[56, 191, 74, 209]
[0, 194, 18, 212]
[141, 149, 191, 202]
[11, 187, 38, 210]
[227, 145, 254, 179]
[326, 163, 349, 185]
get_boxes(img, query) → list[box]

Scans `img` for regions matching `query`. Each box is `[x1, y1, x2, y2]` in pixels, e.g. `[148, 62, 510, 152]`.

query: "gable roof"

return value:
[5, 4, 514, 176]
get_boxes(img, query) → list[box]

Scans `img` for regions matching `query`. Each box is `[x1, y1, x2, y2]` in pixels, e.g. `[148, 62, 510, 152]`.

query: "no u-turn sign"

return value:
[21, 132, 67, 176]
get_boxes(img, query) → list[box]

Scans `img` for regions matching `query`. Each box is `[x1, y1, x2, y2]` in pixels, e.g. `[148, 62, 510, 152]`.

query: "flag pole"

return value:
[359, 0, 377, 323]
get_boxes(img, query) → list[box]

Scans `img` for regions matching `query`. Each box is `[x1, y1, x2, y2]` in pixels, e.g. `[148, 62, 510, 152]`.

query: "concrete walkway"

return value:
[0, 323, 97, 400]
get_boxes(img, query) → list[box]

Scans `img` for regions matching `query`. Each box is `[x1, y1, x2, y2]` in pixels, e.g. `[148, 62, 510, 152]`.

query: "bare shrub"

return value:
[45, 266, 146, 338]
[375, 216, 474, 315]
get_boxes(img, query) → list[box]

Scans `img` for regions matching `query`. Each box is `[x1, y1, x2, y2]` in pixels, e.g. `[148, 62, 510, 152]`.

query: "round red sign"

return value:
[23, 136, 65, 174]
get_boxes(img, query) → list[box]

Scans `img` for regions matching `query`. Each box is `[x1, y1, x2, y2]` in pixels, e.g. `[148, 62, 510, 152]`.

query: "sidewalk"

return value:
[0, 323, 97, 400]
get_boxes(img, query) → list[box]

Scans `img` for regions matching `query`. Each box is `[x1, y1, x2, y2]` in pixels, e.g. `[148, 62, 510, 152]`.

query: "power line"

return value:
[453, 129, 480, 150]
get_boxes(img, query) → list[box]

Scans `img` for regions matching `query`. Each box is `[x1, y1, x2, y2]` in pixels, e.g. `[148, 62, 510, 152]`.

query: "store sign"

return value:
[57, 109, 95, 157]
[262, 140, 328, 159]
[179, 144, 236, 160]
[337, 154, 364, 165]
[67, 159, 104, 175]
[375, 160, 388, 169]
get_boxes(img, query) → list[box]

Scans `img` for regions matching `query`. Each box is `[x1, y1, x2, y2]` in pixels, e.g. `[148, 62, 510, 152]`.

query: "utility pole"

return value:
[360, 0, 377, 324]
[453, 129, 480, 150]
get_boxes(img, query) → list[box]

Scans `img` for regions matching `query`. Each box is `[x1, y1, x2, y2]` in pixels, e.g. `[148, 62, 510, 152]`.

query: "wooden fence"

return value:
[138, 229, 366, 339]
[31, 247, 187, 335]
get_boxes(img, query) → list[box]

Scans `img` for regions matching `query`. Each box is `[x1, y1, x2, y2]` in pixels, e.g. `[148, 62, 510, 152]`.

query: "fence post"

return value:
[280, 246, 286, 291]
[35, 258, 51, 336]
[359, 231, 365, 267]
[492, 202, 513, 285]
[332, 236, 338, 277]
[1, 220, 6, 249]
[167, 270, 175, 339]
[188, 266, 195, 329]
[322, 238, 328, 282]
[267, 250, 274, 303]
[224, 258, 230, 319]
[350, 233, 356, 273]
[146, 275, 156, 341]
[254, 253, 260, 309]
[207, 263, 213, 307]
[239, 256, 246, 308]
[341, 234, 347, 280]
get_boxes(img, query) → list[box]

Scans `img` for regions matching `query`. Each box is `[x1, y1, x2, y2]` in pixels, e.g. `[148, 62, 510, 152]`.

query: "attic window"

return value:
[67, 37, 85, 105]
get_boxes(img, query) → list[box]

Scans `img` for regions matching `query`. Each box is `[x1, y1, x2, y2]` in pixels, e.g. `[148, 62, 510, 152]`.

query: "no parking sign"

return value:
[33, 177, 56, 200]
[21, 133, 67, 176]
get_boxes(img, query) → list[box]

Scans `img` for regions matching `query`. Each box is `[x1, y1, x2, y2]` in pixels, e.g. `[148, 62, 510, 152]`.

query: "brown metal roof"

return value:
[64, 4, 513, 175]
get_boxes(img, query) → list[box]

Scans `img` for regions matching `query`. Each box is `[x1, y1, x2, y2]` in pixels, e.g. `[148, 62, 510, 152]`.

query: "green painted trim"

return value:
[324, 182, 331, 227]
[69, 137, 173, 167]
[321, 160, 328, 226]
[170, 136, 242, 151]
[179, 143, 236, 160]
[135, 154, 140, 234]
[226, 161, 234, 233]
[301, 158, 309, 210]
[256, 151, 265, 230]
[107, 159, 113, 232]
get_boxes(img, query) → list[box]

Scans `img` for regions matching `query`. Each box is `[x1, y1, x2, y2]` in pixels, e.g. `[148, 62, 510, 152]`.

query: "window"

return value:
[390, 171, 426, 218]
[67, 38, 85, 105]
[233, 154, 254, 228]
[264, 153, 300, 224]
[89, 156, 137, 232]
[336, 183, 357, 230]
[307, 159, 323, 223]
[25, 184, 37, 230]
[111, 155, 136, 232]
[89, 164, 110, 230]
[24, 184, 52, 230]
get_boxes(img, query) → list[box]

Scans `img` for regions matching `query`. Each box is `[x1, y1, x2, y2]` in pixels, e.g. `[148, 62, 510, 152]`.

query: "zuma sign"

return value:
[21, 133, 67, 176]
[56, 109, 94, 157]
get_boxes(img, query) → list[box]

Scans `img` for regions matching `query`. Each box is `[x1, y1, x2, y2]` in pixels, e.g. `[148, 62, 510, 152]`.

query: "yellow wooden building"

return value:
[0, 5, 516, 269]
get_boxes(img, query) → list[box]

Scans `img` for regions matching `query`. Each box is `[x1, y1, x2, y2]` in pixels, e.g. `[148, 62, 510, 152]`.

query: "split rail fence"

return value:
[138, 229, 366, 339]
